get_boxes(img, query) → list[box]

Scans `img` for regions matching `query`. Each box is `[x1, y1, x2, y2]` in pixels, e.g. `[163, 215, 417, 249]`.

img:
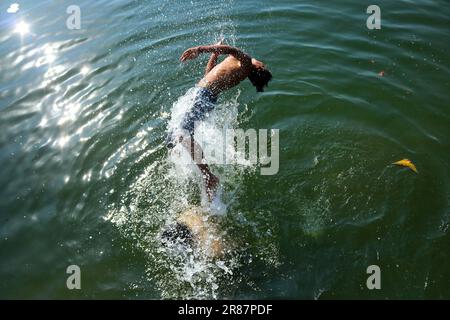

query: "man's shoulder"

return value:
[224, 55, 252, 69]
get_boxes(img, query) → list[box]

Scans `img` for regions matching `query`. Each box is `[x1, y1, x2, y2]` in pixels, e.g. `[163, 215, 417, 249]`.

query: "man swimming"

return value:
[167, 40, 273, 201]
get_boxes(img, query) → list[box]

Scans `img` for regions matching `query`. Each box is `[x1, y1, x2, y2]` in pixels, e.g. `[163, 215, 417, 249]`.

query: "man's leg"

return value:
[180, 135, 219, 201]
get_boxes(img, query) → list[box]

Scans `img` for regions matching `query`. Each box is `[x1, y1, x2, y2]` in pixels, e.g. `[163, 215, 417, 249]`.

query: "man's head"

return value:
[160, 206, 225, 258]
[248, 58, 272, 92]
[161, 222, 193, 247]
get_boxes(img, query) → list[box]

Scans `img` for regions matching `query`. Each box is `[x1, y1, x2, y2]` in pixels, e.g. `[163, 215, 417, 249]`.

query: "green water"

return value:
[1, 0, 449, 299]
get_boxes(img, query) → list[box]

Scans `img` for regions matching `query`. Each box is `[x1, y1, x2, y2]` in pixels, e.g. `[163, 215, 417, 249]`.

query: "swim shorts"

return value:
[166, 87, 217, 149]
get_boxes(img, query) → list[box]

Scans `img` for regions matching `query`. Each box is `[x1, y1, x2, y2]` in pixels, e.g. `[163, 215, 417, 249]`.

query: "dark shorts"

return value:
[166, 87, 217, 149]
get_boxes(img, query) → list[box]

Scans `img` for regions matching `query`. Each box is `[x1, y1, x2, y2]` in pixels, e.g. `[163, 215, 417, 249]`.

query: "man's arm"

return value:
[205, 53, 218, 75]
[204, 40, 223, 75]
[180, 45, 251, 65]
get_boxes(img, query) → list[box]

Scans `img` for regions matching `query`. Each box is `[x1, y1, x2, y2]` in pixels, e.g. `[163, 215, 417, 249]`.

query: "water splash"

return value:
[102, 0, 280, 299]
[104, 85, 280, 298]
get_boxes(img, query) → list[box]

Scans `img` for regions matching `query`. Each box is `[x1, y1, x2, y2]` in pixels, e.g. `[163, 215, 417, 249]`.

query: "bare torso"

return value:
[177, 43, 266, 201]
[197, 55, 252, 96]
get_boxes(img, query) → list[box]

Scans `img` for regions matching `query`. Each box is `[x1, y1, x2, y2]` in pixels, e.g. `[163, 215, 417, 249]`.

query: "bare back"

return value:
[198, 55, 252, 96]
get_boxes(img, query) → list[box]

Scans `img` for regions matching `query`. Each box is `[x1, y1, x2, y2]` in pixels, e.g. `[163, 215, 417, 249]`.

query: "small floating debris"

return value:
[392, 159, 418, 173]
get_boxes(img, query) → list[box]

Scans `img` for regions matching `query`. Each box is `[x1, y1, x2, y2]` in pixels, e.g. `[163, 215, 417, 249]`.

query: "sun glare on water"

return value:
[80, 66, 90, 75]
[14, 21, 30, 36]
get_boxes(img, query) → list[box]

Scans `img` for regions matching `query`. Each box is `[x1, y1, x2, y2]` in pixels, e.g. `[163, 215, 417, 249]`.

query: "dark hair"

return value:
[248, 67, 272, 92]
[161, 222, 193, 247]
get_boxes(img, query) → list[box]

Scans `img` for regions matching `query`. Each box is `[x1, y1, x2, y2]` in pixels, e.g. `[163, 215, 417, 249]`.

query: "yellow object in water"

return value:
[392, 159, 418, 173]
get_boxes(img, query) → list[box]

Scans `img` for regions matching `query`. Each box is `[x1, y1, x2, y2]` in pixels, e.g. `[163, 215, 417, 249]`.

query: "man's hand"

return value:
[204, 39, 224, 74]
[180, 39, 223, 62]
[180, 47, 200, 62]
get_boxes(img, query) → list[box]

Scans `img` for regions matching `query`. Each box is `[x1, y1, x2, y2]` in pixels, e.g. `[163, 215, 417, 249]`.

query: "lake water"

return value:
[0, 0, 449, 299]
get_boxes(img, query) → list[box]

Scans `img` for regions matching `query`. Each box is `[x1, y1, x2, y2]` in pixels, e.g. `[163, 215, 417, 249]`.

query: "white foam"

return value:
[166, 88, 244, 208]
